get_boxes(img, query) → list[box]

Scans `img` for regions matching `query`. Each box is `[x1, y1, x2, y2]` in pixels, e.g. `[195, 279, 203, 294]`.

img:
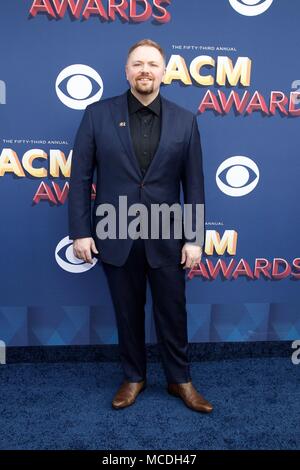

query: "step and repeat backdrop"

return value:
[0, 0, 299, 346]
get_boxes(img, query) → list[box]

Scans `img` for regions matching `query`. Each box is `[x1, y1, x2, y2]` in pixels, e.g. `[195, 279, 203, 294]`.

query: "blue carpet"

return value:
[0, 358, 299, 450]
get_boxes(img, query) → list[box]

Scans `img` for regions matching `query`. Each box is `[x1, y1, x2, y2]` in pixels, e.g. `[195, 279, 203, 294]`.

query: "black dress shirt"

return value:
[127, 88, 161, 176]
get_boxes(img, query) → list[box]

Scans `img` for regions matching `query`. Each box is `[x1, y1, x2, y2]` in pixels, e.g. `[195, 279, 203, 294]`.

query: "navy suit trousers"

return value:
[102, 238, 192, 384]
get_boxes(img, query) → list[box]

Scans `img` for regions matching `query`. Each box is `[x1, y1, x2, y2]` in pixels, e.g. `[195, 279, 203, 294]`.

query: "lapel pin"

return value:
[119, 121, 126, 127]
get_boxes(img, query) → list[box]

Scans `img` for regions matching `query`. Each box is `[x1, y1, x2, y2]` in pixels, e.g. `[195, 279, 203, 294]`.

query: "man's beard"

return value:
[134, 79, 154, 95]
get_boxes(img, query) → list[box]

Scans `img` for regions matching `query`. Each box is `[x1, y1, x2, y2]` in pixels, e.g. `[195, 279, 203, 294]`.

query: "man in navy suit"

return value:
[69, 39, 213, 413]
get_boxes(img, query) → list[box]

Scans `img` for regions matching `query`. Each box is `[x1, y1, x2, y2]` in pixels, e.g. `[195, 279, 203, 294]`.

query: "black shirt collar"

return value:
[127, 88, 161, 117]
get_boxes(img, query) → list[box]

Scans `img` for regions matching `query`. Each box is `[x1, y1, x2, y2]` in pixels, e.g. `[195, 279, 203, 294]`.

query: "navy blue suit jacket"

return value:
[68, 90, 205, 267]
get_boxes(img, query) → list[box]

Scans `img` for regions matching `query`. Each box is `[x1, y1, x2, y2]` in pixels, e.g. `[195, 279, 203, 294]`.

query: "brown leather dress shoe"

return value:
[167, 382, 213, 413]
[112, 380, 146, 409]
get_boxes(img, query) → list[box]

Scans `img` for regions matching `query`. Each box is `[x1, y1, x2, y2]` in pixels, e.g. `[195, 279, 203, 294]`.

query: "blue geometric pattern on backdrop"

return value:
[1, 303, 299, 346]
[209, 303, 271, 342]
[268, 303, 300, 341]
[0, 307, 28, 346]
[28, 306, 90, 346]
[187, 304, 211, 342]
[90, 305, 118, 345]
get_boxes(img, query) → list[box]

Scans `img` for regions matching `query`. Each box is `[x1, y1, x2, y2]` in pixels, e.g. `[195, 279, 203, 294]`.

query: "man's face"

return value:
[125, 45, 166, 97]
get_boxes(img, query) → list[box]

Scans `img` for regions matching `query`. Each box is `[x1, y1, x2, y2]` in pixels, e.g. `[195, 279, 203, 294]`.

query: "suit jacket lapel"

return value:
[110, 91, 142, 178]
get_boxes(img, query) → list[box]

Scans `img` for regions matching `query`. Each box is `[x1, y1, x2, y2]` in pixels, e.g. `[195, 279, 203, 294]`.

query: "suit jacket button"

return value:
[140, 182, 144, 188]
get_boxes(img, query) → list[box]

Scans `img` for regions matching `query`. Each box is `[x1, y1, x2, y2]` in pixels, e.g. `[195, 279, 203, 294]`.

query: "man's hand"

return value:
[73, 237, 99, 264]
[181, 243, 202, 269]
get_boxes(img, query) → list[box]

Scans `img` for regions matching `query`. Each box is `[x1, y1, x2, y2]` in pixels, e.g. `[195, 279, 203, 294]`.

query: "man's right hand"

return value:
[73, 237, 99, 264]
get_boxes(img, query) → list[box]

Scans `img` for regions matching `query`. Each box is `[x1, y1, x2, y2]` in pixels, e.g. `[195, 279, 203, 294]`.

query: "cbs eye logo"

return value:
[55, 236, 98, 273]
[55, 64, 103, 110]
[216, 156, 259, 197]
[229, 0, 273, 16]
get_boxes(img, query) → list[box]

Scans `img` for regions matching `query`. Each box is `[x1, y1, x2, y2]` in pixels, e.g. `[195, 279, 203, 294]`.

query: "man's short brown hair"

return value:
[127, 39, 166, 63]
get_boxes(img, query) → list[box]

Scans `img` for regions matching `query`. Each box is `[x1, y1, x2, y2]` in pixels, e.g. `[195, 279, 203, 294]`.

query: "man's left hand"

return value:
[181, 243, 202, 269]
